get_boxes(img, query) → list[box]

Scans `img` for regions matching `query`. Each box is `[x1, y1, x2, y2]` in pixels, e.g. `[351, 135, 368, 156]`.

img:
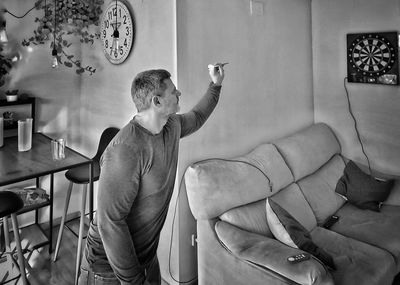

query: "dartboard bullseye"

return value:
[347, 32, 399, 85]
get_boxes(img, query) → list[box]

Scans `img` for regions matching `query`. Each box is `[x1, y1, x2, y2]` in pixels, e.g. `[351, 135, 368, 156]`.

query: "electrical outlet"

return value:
[191, 234, 197, 247]
[250, 0, 264, 16]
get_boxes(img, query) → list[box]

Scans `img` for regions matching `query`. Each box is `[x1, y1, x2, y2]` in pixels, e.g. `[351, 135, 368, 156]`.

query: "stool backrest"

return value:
[92, 127, 120, 162]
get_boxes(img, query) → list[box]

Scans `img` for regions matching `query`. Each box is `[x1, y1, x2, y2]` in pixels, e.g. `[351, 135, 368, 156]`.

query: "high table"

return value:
[0, 133, 93, 254]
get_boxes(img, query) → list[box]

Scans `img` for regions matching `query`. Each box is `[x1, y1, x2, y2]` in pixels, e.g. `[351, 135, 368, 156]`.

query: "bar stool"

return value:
[53, 127, 119, 285]
[0, 191, 28, 285]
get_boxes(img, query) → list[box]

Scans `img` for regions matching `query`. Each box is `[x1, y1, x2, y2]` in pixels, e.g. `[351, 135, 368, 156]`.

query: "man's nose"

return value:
[177, 90, 181, 97]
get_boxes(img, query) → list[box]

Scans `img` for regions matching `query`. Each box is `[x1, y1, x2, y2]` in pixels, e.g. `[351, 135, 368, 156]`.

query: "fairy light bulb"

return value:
[0, 20, 8, 43]
[112, 28, 119, 53]
[51, 48, 58, 68]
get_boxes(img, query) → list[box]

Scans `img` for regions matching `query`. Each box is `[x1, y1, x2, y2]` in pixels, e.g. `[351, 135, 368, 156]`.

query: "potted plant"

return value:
[5, 89, 18, 102]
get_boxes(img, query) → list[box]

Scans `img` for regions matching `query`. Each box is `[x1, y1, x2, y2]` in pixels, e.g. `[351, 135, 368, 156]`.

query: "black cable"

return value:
[53, 0, 57, 49]
[343, 77, 373, 176]
[169, 157, 272, 283]
[3, 0, 43, 19]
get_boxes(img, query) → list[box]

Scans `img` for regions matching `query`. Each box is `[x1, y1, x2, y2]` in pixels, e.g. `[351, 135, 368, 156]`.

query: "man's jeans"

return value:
[78, 254, 161, 285]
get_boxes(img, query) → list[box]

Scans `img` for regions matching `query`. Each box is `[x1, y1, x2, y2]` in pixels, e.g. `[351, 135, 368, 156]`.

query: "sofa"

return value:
[185, 123, 400, 285]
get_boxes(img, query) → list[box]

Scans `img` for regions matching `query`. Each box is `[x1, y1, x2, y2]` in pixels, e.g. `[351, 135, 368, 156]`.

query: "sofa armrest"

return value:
[215, 221, 334, 285]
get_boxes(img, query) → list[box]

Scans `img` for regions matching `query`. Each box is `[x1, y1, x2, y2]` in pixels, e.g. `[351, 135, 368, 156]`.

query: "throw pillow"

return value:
[335, 160, 394, 212]
[266, 198, 336, 270]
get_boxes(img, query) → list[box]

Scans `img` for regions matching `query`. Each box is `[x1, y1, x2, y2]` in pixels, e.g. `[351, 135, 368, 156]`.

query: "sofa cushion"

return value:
[332, 203, 400, 268]
[380, 204, 400, 218]
[241, 143, 294, 191]
[273, 123, 341, 181]
[270, 183, 317, 231]
[185, 143, 293, 220]
[266, 199, 335, 270]
[310, 226, 396, 285]
[219, 199, 273, 238]
[215, 221, 334, 285]
[383, 180, 400, 206]
[335, 160, 394, 212]
[298, 155, 346, 224]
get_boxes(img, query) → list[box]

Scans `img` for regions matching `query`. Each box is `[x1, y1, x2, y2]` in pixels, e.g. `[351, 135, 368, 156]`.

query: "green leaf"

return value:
[64, 62, 73, 68]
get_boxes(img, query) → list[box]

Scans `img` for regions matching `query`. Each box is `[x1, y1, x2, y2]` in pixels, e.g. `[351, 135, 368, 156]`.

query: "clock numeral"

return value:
[124, 38, 128, 47]
[119, 8, 122, 18]
[126, 26, 129, 36]
[104, 20, 109, 29]
[120, 46, 124, 56]
[105, 39, 109, 49]
[123, 15, 127, 24]
[108, 10, 113, 20]
[103, 30, 106, 39]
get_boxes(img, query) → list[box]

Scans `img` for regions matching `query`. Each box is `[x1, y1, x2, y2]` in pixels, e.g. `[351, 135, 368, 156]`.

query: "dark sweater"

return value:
[84, 83, 221, 284]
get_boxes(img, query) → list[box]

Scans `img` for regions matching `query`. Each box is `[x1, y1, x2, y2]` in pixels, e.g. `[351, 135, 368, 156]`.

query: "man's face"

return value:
[159, 78, 181, 115]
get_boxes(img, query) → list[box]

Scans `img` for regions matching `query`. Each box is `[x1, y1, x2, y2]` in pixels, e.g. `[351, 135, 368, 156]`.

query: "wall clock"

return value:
[347, 32, 399, 85]
[101, 0, 135, 64]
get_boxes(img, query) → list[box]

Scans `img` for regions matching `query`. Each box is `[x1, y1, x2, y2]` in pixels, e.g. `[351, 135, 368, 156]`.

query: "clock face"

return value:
[101, 0, 134, 64]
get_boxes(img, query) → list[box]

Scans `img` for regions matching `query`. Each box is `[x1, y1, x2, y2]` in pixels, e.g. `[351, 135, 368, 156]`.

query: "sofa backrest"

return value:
[185, 143, 293, 220]
[185, 123, 344, 229]
[273, 123, 342, 181]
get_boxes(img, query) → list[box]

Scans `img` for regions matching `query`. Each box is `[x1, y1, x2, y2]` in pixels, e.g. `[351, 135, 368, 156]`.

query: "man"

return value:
[78, 64, 225, 285]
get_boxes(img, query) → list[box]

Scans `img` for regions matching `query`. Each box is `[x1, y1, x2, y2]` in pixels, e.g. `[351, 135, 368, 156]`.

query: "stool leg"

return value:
[10, 214, 27, 285]
[75, 184, 87, 285]
[53, 181, 74, 262]
[3, 217, 10, 250]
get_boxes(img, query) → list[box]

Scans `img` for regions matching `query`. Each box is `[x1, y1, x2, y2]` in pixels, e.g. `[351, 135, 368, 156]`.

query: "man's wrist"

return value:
[210, 81, 222, 87]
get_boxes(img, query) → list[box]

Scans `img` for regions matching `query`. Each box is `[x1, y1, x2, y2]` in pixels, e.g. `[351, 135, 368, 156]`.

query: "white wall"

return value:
[312, 0, 400, 175]
[173, 0, 314, 283]
[1, 0, 177, 280]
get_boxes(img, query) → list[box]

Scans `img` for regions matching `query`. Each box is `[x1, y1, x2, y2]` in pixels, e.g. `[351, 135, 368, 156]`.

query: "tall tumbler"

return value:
[18, 118, 33, 152]
[0, 117, 3, 147]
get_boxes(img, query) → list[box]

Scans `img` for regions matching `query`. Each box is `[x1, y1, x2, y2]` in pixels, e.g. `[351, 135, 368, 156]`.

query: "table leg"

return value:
[49, 174, 54, 254]
[89, 162, 93, 221]
[35, 178, 40, 224]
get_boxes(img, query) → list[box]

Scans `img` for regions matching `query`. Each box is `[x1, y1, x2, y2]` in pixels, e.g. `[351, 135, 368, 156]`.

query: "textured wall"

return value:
[312, 0, 400, 175]
[174, 0, 313, 283]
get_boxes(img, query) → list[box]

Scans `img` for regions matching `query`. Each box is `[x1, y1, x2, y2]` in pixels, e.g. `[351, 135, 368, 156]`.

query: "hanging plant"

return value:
[21, 0, 104, 75]
[0, 46, 12, 87]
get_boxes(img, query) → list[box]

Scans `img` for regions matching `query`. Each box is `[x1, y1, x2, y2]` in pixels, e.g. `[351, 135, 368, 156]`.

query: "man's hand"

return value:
[208, 63, 226, 86]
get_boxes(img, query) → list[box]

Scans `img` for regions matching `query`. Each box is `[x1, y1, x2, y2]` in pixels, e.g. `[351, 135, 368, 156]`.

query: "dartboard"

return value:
[347, 32, 399, 85]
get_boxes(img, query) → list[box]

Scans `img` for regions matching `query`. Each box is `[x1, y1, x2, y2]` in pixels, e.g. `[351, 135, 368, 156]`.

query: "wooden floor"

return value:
[2, 220, 169, 285]
[8, 221, 84, 285]
[1, 219, 399, 285]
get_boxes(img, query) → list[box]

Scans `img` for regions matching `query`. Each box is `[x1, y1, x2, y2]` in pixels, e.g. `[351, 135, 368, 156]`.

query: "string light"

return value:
[111, 0, 119, 55]
[0, 19, 8, 43]
[52, 0, 58, 68]
[0, 10, 8, 43]
[0, 2, 42, 44]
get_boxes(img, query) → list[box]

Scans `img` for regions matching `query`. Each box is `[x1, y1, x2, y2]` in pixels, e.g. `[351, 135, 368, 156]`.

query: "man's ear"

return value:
[152, 96, 161, 107]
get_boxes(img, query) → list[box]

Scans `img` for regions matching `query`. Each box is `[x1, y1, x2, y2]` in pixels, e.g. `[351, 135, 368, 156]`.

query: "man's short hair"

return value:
[131, 69, 171, 112]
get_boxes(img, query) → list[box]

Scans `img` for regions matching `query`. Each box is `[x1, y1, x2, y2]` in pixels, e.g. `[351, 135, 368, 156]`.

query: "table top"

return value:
[0, 133, 92, 186]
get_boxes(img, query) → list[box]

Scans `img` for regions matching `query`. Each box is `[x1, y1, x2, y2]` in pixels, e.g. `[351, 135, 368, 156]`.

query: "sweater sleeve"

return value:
[97, 143, 145, 285]
[178, 82, 221, 138]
